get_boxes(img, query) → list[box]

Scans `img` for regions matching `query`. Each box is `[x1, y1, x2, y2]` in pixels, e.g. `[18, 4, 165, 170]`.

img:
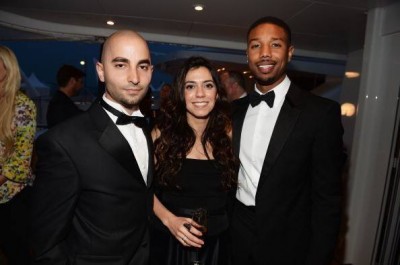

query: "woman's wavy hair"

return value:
[0, 46, 22, 157]
[154, 56, 238, 190]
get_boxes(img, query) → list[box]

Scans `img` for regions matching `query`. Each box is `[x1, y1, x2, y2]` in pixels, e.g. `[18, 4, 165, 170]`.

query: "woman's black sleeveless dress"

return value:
[151, 158, 231, 265]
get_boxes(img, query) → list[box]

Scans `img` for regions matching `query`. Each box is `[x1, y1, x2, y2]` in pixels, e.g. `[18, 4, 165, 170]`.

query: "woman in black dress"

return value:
[151, 56, 238, 265]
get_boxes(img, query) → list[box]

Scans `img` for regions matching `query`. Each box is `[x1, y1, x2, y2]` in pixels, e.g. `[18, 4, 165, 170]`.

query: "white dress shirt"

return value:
[236, 76, 291, 206]
[102, 95, 148, 183]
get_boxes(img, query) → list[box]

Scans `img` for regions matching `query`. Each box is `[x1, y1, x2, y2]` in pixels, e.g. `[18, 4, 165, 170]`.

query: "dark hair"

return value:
[154, 56, 238, 190]
[57, 64, 85, 87]
[247, 16, 292, 45]
[227, 70, 246, 89]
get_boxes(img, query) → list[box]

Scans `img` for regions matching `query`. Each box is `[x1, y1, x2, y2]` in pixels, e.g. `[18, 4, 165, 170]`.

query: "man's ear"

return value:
[96, 62, 105, 82]
[288, 45, 294, 62]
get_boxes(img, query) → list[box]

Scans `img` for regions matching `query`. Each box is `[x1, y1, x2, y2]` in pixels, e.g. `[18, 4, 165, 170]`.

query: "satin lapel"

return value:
[142, 124, 153, 188]
[89, 102, 145, 184]
[232, 96, 250, 156]
[257, 86, 302, 189]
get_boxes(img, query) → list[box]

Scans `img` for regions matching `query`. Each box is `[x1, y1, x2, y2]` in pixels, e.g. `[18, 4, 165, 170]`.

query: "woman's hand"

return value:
[164, 215, 204, 248]
[153, 195, 204, 247]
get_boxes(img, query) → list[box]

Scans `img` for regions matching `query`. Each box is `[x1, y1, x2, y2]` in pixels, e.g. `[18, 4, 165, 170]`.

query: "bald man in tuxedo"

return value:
[30, 30, 154, 265]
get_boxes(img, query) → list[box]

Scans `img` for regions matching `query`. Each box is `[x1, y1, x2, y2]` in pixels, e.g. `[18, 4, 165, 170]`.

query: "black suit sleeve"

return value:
[30, 134, 80, 264]
[307, 102, 344, 265]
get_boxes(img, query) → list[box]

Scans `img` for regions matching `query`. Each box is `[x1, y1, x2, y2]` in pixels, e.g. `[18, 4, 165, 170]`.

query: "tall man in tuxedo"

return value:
[231, 16, 345, 265]
[30, 30, 154, 265]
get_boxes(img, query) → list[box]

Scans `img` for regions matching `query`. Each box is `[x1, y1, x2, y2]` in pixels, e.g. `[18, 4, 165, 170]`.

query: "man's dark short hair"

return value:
[227, 70, 246, 89]
[247, 16, 292, 45]
[57, 64, 85, 87]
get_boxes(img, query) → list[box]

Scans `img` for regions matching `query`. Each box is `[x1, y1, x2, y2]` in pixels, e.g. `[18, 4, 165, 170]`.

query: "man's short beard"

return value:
[255, 76, 276, 87]
[120, 95, 144, 110]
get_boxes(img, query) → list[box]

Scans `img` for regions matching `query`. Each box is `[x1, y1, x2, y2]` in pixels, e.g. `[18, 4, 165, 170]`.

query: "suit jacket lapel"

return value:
[89, 102, 146, 185]
[232, 96, 250, 156]
[257, 85, 304, 189]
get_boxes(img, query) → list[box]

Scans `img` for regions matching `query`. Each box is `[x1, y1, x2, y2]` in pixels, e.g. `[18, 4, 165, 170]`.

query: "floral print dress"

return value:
[0, 91, 36, 204]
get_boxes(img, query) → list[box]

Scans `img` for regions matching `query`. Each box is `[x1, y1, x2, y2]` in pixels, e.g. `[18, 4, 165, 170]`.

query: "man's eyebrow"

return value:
[111, 57, 129, 63]
[138, 59, 151, 65]
[248, 37, 285, 43]
[271, 37, 285, 41]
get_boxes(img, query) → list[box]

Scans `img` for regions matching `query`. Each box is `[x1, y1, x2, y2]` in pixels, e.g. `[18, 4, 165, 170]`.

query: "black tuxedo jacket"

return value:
[47, 90, 83, 128]
[30, 101, 154, 265]
[232, 84, 345, 265]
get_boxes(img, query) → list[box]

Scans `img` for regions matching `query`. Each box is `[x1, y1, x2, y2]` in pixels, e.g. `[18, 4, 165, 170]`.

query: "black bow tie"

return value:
[99, 98, 147, 128]
[249, 90, 275, 108]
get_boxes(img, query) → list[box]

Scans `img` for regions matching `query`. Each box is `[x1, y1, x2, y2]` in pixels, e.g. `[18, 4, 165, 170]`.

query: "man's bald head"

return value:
[96, 29, 153, 113]
[101, 30, 149, 63]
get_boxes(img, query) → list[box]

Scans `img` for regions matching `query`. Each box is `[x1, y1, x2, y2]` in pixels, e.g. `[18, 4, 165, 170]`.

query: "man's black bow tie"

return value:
[99, 98, 147, 128]
[249, 90, 275, 108]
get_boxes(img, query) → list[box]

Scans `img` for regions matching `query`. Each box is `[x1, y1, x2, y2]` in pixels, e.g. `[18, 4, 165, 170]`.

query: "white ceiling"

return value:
[0, 0, 369, 58]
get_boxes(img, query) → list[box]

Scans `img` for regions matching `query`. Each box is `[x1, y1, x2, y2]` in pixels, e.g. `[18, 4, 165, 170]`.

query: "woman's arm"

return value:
[2, 95, 36, 184]
[153, 195, 204, 248]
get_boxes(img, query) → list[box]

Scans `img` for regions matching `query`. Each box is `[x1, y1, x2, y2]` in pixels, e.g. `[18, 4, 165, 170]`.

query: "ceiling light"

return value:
[345, 71, 360, 78]
[80, 60, 85, 66]
[194, 4, 205, 11]
[107, 20, 115, 26]
[341, 102, 356, 117]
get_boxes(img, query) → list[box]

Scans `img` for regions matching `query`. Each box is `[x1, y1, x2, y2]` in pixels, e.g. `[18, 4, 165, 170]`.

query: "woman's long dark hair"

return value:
[154, 56, 238, 190]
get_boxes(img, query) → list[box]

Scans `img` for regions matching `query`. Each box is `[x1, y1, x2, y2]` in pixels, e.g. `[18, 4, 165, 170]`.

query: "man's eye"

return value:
[115, 63, 125, 68]
[250, 43, 260, 49]
[139, 65, 149, 70]
[272, 43, 282, 48]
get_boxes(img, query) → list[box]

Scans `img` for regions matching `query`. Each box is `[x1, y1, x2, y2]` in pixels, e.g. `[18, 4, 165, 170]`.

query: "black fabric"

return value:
[99, 98, 147, 127]
[0, 187, 31, 265]
[230, 199, 257, 265]
[151, 159, 231, 265]
[249, 90, 275, 107]
[151, 228, 230, 265]
[46, 90, 83, 128]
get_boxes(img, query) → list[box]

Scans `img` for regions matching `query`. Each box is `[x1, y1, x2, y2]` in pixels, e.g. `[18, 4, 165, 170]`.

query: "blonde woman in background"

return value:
[0, 45, 36, 265]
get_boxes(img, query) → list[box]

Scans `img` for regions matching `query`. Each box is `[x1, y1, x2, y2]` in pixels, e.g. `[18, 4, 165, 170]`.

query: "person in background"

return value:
[46, 64, 84, 128]
[219, 70, 247, 102]
[153, 83, 172, 121]
[159, 83, 172, 107]
[151, 57, 238, 265]
[230, 16, 345, 265]
[0, 45, 37, 265]
[30, 30, 154, 265]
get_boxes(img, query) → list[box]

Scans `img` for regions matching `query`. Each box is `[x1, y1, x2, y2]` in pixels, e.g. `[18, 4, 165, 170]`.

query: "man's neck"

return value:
[256, 75, 287, 94]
